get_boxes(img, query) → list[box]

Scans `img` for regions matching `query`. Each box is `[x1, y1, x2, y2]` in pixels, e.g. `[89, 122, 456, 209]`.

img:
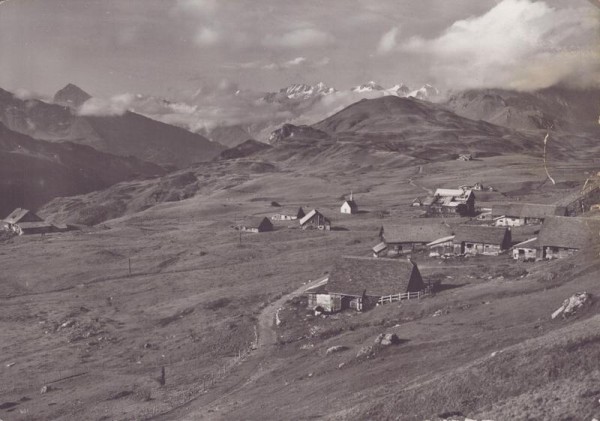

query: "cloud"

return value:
[399, 0, 600, 90]
[78, 94, 135, 116]
[222, 56, 330, 71]
[174, 0, 218, 16]
[285, 57, 307, 67]
[377, 27, 399, 55]
[263, 28, 335, 49]
[195, 27, 221, 46]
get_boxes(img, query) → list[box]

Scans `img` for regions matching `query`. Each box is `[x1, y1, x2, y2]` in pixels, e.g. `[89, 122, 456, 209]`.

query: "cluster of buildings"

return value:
[236, 193, 360, 233]
[304, 185, 600, 314]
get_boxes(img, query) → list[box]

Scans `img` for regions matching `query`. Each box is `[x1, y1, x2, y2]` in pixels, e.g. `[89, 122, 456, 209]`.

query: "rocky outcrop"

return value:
[551, 292, 592, 319]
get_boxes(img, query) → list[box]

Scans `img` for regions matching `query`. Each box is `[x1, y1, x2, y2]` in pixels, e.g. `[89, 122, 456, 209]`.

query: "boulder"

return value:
[551, 292, 592, 319]
[374, 333, 400, 346]
[326, 345, 348, 355]
[356, 345, 375, 359]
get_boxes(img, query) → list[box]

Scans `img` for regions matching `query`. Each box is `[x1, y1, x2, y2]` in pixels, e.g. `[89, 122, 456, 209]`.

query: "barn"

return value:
[537, 216, 600, 259]
[299, 209, 331, 230]
[425, 188, 475, 217]
[452, 225, 511, 256]
[427, 235, 456, 257]
[492, 203, 566, 227]
[237, 217, 273, 233]
[271, 207, 305, 221]
[512, 237, 538, 261]
[2, 208, 55, 236]
[378, 223, 453, 256]
[306, 256, 425, 312]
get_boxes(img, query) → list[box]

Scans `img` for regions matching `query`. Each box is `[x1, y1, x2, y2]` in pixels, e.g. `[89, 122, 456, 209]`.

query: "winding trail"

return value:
[146, 276, 327, 420]
[408, 165, 433, 195]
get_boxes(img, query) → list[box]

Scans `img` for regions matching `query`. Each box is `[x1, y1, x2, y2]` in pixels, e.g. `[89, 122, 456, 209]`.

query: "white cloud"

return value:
[174, 0, 218, 16]
[223, 56, 330, 71]
[399, 0, 600, 89]
[377, 27, 399, 55]
[263, 28, 335, 49]
[78, 94, 134, 116]
[285, 57, 307, 67]
[195, 27, 221, 46]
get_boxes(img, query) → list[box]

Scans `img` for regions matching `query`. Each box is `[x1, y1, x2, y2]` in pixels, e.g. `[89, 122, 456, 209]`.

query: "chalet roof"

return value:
[513, 237, 538, 249]
[17, 222, 54, 230]
[342, 200, 358, 209]
[427, 235, 455, 247]
[382, 223, 452, 244]
[4, 208, 42, 224]
[299, 209, 329, 225]
[326, 256, 418, 297]
[537, 217, 600, 249]
[434, 188, 474, 199]
[453, 225, 509, 245]
[429, 188, 474, 207]
[372, 242, 387, 253]
[300, 209, 317, 225]
[492, 203, 566, 219]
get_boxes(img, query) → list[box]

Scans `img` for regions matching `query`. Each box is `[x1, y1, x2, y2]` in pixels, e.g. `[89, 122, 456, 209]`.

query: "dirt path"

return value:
[408, 165, 433, 195]
[146, 277, 327, 420]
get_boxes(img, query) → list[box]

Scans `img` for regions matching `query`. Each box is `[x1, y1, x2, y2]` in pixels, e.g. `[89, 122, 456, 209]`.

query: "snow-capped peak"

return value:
[408, 84, 440, 100]
[352, 81, 385, 93]
[281, 83, 336, 99]
[387, 84, 410, 96]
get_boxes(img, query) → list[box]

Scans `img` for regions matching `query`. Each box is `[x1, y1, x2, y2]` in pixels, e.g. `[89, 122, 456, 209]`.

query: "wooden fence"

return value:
[377, 289, 429, 305]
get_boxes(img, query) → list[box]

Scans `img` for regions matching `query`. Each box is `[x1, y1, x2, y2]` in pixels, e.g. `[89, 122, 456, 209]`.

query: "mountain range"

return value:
[0, 85, 225, 168]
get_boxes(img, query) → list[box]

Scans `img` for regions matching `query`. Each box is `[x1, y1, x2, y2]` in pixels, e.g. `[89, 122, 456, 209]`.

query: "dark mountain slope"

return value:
[218, 139, 271, 160]
[0, 122, 164, 217]
[0, 87, 225, 168]
[308, 95, 539, 158]
[445, 86, 600, 132]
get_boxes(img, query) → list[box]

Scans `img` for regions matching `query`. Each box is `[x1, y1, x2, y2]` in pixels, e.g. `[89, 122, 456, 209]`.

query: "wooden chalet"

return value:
[512, 237, 538, 261]
[307, 256, 425, 313]
[299, 209, 331, 230]
[237, 217, 273, 233]
[271, 207, 305, 221]
[492, 203, 566, 227]
[425, 188, 475, 217]
[2, 208, 55, 236]
[378, 223, 453, 256]
[427, 235, 456, 257]
[537, 216, 600, 259]
[452, 225, 511, 256]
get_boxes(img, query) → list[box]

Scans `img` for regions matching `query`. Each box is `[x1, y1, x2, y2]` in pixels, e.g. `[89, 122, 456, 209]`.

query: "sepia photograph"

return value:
[0, 0, 599, 420]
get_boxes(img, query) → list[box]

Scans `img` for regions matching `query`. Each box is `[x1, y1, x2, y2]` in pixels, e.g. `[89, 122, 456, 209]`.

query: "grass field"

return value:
[1, 148, 600, 420]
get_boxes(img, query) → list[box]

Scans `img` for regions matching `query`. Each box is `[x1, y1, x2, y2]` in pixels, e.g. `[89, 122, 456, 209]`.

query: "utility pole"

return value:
[128, 258, 131, 276]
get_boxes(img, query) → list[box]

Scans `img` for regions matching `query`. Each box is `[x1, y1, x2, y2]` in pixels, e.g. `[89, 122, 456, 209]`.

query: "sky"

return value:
[0, 0, 598, 100]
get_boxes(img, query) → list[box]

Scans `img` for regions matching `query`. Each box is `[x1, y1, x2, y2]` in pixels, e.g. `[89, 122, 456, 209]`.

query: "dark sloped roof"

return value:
[4, 208, 42, 224]
[382, 223, 452, 244]
[243, 217, 272, 228]
[17, 222, 54, 230]
[492, 203, 566, 218]
[326, 256, 419, 297]
[343, 200, 358, 209]
[538, 216, 600, 249]
[453, 225, 508, 245]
